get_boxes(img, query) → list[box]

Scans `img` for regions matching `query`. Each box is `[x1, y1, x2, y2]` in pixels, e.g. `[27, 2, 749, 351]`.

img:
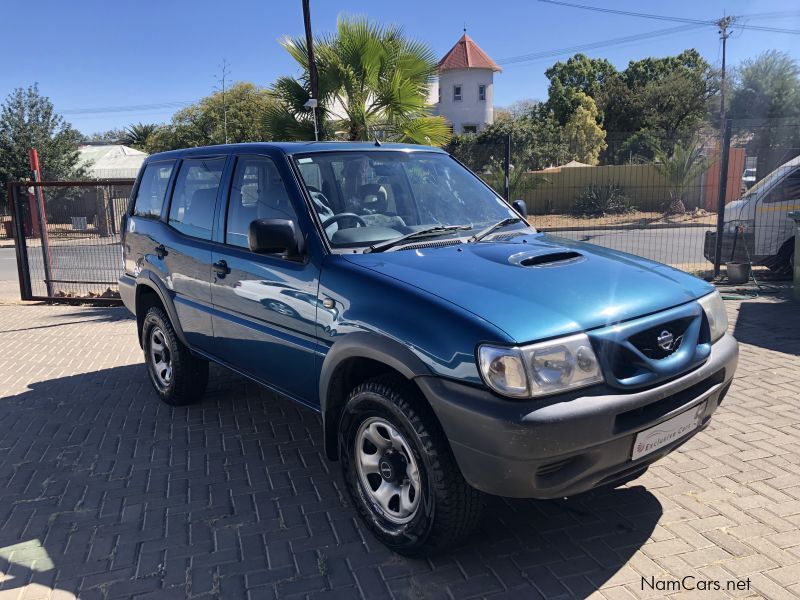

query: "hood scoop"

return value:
[510, 249, 584, 268]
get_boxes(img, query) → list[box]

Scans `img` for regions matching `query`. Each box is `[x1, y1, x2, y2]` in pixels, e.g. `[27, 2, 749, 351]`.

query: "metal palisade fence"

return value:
[6, 179, 134, 302]
[451, 118, 800, 279]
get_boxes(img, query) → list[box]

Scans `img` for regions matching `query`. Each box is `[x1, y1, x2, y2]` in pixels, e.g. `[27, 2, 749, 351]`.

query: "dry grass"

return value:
[530, 210, 717, 230]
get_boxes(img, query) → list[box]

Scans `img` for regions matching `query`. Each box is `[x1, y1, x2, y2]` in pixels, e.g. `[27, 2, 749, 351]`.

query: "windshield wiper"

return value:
[365, 225, 472, 253]
[469, 216, 525, 243]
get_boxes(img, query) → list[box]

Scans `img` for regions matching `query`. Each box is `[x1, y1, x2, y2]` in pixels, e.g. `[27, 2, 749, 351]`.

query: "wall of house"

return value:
[436, 68, 494, 133]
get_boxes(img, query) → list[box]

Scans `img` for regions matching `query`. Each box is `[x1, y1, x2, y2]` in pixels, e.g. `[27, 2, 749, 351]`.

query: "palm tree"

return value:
[120, 123, 158, 149]
[654, 139, 712, 214]
[264, 17, 451, 146]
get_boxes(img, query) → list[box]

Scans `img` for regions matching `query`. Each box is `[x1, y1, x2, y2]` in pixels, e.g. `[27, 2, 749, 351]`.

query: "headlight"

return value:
[478, 333, 604, 399]
[724, 219, 754, 234]
[698, 290, 728, 342]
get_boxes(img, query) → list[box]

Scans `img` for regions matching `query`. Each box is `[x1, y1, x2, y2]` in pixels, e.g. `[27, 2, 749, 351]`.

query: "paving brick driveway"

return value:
[0, 297, 799, 600]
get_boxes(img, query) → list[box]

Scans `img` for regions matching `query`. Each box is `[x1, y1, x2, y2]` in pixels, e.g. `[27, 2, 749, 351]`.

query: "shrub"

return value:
[573, 183, 633, 216]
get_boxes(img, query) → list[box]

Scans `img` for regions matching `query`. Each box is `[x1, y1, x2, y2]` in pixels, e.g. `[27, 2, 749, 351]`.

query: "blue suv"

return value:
[120, 142, 738, 555]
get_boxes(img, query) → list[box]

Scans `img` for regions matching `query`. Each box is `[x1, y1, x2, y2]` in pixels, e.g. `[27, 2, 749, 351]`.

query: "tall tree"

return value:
[264, 17, 450, 146]
[545, 53, 616, 124]
[146, 82, 274, 153]
[729, 51, 800, 174]
[0, 85, 85, 189]
[563, 92, 606, 165]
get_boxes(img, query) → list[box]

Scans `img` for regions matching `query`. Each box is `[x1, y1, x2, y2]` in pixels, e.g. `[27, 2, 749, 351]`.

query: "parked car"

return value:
[741, 167, 757, 191]
[120, 143, 738, 555]
[705, 155, 799, 273]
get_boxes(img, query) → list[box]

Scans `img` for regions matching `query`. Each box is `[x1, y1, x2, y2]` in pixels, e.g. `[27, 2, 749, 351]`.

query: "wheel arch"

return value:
[134, 274, 189, 349]
[319, 333, 433, 461]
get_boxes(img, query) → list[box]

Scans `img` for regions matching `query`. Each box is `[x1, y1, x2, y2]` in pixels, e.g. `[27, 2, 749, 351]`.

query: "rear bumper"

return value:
[118, 274, 136, 316]
[418, 333, 738, 498]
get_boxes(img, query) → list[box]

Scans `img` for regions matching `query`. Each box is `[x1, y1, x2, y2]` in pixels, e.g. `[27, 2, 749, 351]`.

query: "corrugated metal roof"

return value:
[78, 144, 148, 179]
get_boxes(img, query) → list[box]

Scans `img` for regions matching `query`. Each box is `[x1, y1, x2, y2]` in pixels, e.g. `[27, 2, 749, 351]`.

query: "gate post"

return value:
[790, 212, 800, 302]
[713, 120, 733, 278]
[8, 184, 32, 300]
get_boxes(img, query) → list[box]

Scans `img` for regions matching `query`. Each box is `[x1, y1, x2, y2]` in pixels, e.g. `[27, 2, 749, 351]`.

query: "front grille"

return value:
[628, 317, 693, 360]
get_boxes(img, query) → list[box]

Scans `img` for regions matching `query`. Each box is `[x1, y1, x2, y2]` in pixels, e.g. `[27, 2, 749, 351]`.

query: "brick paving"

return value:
[0, 297, 798, 599]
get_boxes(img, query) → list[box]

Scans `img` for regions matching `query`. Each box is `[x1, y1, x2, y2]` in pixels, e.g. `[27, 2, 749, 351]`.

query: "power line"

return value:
[537, 0, 800, 34]
[496, 23, 705, 66]
[59, 100, 195, 115]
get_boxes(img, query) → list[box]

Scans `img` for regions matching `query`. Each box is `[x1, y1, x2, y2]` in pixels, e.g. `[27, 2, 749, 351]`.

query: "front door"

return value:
[210, 154, 320, 403]
[160, 156, 227, 353]
[755, 167, 800, 257]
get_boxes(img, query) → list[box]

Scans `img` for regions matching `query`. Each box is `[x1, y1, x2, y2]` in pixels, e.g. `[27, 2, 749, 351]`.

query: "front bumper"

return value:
[418, 333, 738, 498]
[704, 230, 756, 264]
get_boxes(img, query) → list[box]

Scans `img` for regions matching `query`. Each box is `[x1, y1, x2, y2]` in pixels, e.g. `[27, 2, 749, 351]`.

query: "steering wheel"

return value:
[321, 213, 367, 229]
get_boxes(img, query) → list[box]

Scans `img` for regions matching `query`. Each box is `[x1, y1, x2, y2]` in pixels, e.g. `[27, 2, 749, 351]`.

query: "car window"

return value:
[132, 162, 174, 218]
[226, 156, 298, 249]
[168, 158, 225, 240]
[764, 168, 800, 204]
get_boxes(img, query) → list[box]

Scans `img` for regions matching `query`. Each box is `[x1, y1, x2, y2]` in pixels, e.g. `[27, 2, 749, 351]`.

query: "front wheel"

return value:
[339, 375, 483, 556]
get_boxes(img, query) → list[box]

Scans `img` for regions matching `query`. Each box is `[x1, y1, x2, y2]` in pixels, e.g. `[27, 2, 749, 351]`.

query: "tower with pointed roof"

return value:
[433, 31, 501, 134]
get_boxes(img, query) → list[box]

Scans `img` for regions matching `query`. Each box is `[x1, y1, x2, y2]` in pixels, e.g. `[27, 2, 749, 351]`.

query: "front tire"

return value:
[339, 375, 483, 556]
[141, 306, 208, 406]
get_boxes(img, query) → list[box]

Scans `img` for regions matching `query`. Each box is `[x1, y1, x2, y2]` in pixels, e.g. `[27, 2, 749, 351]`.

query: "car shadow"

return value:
[0, 364, 661, 599]
[731, 298, 800, 355]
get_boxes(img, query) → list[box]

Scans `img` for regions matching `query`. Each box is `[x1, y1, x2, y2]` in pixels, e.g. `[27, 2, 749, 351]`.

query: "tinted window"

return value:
[168, 158, 225, 240]
[132, 162, 174, 218]
[226, 156, 297, 249]
[765, 168, 800, 203]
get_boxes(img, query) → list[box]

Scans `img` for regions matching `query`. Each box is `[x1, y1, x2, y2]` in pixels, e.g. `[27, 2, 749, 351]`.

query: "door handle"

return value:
[212, 259, 231, 276]
[155, 244, 167, 259]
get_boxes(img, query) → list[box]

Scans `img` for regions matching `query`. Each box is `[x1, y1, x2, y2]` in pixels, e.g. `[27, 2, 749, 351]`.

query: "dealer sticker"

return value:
[631, 401, 707, 461]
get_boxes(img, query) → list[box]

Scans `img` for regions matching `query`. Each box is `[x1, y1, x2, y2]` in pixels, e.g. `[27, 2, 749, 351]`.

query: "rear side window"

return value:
[764, 168, 800, 204]
[132, 162, 174, 218]
[168, 158, 226, 240]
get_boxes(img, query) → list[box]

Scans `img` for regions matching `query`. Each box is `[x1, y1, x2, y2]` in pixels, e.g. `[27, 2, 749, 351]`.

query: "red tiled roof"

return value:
[438, 33, 502, 72]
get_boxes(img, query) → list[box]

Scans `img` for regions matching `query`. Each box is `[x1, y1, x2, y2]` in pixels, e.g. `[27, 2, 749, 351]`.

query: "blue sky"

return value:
[1, 0, 798, 135]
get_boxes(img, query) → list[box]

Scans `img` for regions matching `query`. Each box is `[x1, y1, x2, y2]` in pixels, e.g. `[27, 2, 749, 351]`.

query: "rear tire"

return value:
[767, 237, 794, 277]
[141, 306, 208, 406]
[339, 375, 483, 556]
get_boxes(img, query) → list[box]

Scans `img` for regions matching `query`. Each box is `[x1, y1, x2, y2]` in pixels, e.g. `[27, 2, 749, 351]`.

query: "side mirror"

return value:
[512, 199, 528, 219]
[248, 219, 304, 258]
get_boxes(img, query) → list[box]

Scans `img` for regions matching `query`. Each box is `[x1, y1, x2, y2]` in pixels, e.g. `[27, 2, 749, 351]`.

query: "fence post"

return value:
[790, 212, 800, 302]
[8, 184, 32, 300]
[713, 119, 733, 278]
[504, 133, 511, 200]
[96, 185, 112, 237]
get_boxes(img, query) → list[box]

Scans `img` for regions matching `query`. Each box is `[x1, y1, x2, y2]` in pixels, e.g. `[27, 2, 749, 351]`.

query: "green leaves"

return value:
[264, 16, 449, 146]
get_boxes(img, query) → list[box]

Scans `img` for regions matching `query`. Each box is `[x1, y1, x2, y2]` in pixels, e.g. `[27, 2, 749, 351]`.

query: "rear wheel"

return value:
[339, 375, 483, 556]
[142, 306, 208, 405]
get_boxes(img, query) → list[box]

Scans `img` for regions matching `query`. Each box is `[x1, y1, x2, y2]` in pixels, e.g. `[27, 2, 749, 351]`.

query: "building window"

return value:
[453, 85, 462, 102]
[462, 125, 478, 134]
[478, 84, 486, 101]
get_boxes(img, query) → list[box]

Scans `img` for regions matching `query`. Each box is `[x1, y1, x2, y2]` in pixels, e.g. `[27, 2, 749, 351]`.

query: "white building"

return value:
[431, 32, 501, 134]
[77, 144, 148, 179]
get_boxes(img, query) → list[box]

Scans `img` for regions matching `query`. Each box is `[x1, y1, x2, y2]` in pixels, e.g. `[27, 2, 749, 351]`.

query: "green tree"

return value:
[545, 53, 616, 124]
[146, 82, 274, 152]
[729, 51, 800, 174]
[0, 84, 85, 189]
[654, 139, 711, 214]
[120, 123, 158, 149]
[84, 128, 126, 143]
[563, 92, 606, 165]
[264, 17, 450, 146]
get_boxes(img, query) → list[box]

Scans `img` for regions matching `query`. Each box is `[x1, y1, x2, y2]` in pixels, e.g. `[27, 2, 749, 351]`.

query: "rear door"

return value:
[209, 153, 321, 403]
[755, 167, 800, 256]
[160, 156, 228, 352]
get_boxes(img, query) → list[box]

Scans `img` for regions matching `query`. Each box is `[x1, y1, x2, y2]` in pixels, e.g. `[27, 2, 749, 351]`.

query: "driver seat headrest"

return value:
[357, 183, 387, 213]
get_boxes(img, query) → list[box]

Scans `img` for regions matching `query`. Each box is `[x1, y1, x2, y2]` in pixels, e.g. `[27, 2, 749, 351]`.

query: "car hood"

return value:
[343, 233, 713, 343]
[724, 196, 756, 222]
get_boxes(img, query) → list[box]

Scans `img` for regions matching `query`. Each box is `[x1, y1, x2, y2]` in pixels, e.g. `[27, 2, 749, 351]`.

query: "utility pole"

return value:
[303, 0, 322, 141]
[717, 16, 733, 135]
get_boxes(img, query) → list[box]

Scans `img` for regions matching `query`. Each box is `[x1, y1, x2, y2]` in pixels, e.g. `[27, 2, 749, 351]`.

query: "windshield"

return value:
[740, 165, 794, 200]
[293, 151, 525, 249]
